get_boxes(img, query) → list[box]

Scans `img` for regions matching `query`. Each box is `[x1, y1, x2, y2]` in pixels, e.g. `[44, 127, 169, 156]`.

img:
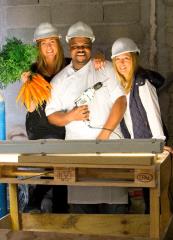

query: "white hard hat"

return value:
[33, 22, 60, 42]
[111, 37, 140, 59]
[66, 21, 95, 43]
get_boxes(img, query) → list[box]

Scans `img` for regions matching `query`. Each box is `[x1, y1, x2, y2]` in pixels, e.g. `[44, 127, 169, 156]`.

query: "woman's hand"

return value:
[28, 101, 37, 113]
[96, 129, 111, 141]
[21, 71, 31, 83]
[164, 145, 173, 154]
[20, 72, 37, 112]
[92, 52, 106, 70]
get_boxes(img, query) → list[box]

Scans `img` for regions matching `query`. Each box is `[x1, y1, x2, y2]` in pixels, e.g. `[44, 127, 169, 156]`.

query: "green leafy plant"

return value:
[0, 37, 38, 88]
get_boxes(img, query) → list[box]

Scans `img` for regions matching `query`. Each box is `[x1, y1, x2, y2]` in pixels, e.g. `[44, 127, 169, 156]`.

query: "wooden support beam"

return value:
[9, 184, 20, 230]
[150, 188, 160, 239]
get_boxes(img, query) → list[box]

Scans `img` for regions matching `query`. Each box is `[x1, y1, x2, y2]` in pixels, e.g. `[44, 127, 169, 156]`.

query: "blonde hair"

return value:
[112, 52, 138, 94]
[36, 38, 65, 77]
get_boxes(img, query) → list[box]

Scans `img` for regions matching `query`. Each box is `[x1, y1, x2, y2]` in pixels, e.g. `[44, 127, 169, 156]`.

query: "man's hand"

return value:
[48, 105, 90, 127]
[68, 105, 90, 121]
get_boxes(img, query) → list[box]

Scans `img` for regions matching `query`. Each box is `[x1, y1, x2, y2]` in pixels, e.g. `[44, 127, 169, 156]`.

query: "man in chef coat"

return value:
[45, 21, 128, 213]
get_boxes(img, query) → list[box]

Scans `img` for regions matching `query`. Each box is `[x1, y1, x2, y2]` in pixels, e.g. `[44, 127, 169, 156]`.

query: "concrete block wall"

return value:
[158, 0, 173, 145]
[0, 0, 150, 61]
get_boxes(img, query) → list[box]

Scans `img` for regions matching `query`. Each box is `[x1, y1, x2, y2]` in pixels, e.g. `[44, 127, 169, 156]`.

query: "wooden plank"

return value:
[18, 154, 154, 166]
[160, 153, 171, 193]
[160, 188, 172, 238]
[0, 230, 149, 240]
[1, 166, 17, 177]
[0, 161, 156, 169]
[0, 177, 155, 187]
[9, 184, 20, 230]
[2, 167, 134, 180]
[150, 188, 160, 239]
[160, 153, 172, 237]
[21, 213, 149, 238]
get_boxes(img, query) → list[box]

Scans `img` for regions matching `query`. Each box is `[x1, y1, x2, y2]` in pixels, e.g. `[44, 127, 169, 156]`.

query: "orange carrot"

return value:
[16, 83, 26, 103]
[16, 74, 51, 111]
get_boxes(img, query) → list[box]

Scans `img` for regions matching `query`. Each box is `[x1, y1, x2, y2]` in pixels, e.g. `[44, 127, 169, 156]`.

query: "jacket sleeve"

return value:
[139, 80, 165, 140]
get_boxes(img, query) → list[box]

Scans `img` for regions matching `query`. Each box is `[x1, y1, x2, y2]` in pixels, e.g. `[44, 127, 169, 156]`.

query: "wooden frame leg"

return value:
[150, 187, 160, 239]
[9, 184, 20, 230]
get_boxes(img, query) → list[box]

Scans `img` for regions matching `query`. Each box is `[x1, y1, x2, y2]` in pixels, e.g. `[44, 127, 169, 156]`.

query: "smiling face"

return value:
[69, 37, 92, 70]
[114, 52, 133, 80]
[39, 37, 59, 63]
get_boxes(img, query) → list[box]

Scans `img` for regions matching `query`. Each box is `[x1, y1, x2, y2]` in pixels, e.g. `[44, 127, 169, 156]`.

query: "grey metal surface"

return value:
[0, 139, 164, 154]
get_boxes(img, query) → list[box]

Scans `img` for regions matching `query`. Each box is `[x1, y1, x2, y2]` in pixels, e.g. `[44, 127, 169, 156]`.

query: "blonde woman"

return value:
[111, 37, 168, 213]
[21, 22, 66, 140]
[20, 22, 68, 213]
[111, 37, 165, 140]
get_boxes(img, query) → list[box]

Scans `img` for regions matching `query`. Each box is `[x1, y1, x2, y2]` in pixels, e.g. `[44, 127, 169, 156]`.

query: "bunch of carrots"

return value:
[16, 73, 51, 111]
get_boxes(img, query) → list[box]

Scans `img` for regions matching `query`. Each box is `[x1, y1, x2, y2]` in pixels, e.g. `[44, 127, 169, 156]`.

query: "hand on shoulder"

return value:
[92, 52, 106, 70]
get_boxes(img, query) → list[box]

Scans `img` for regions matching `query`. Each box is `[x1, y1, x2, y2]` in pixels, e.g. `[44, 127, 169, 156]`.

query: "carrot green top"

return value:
[0, 38, 37, 88]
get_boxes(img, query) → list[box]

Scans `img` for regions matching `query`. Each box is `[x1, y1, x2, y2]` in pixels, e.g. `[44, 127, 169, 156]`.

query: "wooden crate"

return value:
[0, 151, 172, 240]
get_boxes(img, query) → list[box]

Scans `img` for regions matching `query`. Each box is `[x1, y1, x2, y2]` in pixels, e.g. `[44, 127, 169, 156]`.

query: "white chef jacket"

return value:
[46, 60, 125, 140]
[46, 60, 128, 204]
[124, 80, 165, 140]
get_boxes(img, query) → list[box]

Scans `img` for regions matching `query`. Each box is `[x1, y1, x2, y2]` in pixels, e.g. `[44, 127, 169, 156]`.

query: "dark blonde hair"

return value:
[112, 52, 138, 94]
[36, 38, 65, 77]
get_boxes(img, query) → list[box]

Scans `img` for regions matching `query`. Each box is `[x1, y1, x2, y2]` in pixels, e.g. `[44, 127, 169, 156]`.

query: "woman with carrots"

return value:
[21, 22, 67, 140]
[20, 22, 68, 213]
